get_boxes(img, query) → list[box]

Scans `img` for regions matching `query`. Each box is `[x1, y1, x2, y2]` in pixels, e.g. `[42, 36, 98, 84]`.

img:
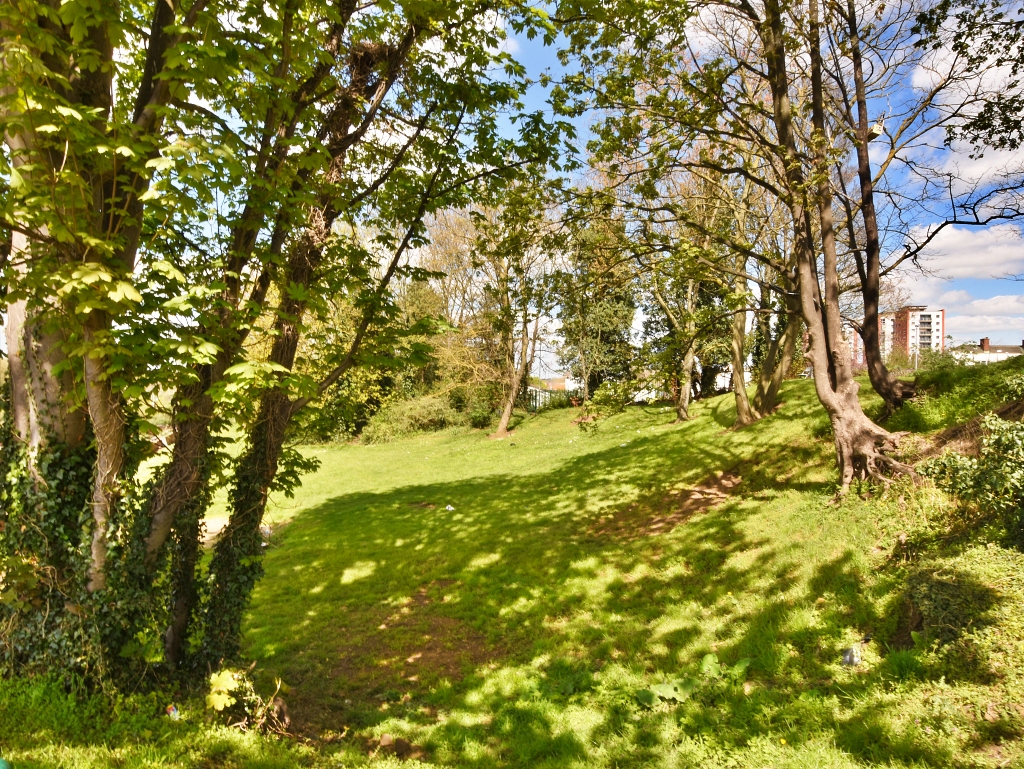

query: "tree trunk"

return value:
[527, 316, 541, 376]
[3, 274, 87, 453]
[203, 390, 291, 664]
[730, 303, 759, 426]
[163, 472, 210, 666]
[675, 346, 696, 421]
[83, 314, 125, 593]
[202, 225, 328, 663]
[752, 316, 785, 415]
[753, 308, 798, 415]
[493, 312, 531, 437]
[143, 366, 220, 565]
[844, 0, 913, 409]
[757, 0, 911, 492]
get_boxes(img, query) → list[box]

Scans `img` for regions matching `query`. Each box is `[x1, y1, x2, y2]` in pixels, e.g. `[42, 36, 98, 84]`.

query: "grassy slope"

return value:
[2, 373, 1023, 768]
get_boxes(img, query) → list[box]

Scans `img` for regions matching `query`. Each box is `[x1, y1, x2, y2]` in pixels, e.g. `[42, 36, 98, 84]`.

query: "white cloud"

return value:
[900, 276, 1024, 343]
[897, 243, 1024, 343]
[914, 224, 1024, 279]
[954, 294, 1024, 316]
[944, 314, 1024, 343]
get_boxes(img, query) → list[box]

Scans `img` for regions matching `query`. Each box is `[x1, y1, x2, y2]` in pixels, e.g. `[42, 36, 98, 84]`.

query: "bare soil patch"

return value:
[589, 471, 742, 540]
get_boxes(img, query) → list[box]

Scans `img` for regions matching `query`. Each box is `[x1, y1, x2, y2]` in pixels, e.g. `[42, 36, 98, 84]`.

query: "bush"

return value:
[361, 395, 467, 444]
[921, 415, 1024, 547]
[579, 379, 636, 428]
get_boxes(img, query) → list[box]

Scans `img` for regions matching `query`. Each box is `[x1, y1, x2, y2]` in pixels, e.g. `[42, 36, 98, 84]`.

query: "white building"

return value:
[953, 338, 1024, 365]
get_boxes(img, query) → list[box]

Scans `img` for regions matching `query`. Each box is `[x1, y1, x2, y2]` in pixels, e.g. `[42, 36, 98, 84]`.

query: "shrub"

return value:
[578, 379, 636, 428]
[360, 395, 467, 444]
[921, 415, 1024, 547]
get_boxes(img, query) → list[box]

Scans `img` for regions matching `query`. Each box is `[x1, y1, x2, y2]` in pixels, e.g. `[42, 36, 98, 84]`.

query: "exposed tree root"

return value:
[834, 415, 917, 496]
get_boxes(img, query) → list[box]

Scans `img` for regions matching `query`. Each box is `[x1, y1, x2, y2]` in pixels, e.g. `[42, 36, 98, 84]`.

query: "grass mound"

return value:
[887, 355, 1024, 434]
[2, 375, 1023, 768]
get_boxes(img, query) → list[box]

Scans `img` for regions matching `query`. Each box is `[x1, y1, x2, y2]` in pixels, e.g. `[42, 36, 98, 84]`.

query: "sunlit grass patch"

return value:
[231, 379, 1024, 767]
[3, 377, 1023, 767]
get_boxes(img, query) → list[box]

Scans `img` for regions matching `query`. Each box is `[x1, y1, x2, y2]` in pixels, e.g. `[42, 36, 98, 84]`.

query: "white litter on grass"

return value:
[445, 505, 455, 511]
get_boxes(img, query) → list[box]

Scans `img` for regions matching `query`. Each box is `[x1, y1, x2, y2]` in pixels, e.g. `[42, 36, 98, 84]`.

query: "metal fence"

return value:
[518, 387, 583, 413]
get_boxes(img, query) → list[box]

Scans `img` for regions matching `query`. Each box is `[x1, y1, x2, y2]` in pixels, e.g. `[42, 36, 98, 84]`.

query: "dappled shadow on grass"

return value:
[242, 383, 1018, 767]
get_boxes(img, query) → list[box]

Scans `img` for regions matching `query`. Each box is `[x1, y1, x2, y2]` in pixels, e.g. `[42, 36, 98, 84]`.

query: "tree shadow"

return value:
[240, 382, 1016, 767]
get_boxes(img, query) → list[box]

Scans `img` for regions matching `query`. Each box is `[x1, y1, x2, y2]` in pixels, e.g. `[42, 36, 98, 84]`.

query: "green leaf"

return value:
[700, 653, 722, 678]
[145, 156, 175, 172]
[651, 678, 697, 702]
[55, 105, 83, 120]
[206, 690, 236, 711]
[108, 281, 143, 304]
[209, 669, 238, 693]
[151, 260, 186, 283]
[729, 658, 752, 679]
[635, 689, 656, 708]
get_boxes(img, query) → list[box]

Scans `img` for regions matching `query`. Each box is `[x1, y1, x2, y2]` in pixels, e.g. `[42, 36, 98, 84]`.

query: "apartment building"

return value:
[890, 306, 945, 355]
[848, 305, 945, 367]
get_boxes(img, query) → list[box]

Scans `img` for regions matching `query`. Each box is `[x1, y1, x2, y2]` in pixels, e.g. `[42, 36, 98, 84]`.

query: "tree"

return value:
[554, 214, 636, 401]
[473, 179, 555, 438]
[557, 0, 912, 489]
[0, 0, 564, 681]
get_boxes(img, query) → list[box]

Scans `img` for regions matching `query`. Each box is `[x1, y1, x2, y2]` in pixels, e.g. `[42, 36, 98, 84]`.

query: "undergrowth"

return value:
[887, 355, 1024, 433]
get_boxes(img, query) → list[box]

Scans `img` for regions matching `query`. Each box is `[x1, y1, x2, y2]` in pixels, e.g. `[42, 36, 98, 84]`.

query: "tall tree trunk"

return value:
[3, 261, 87, 453]
[203, 389, 292, 664]
[730, 302, 759, 426]
[649, 280, 696, 421]
[844, 0, 912, 409]
[493, 312, 531, 437]
[757, 0, 910, 492]
[142, 363, 223, 564]
[753, 305, 798, 416]
[527, 316, 541, 376]
[676, 346, 696, 421]
[82, 313, 125, 593]
[202, 235, 318, 663]
[163, 468, 210, 666]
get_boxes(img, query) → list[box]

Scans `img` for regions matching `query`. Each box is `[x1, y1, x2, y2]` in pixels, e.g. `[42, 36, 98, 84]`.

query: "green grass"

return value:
[886, 355, 1024, 433]
[2, 377, 1023, 768]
